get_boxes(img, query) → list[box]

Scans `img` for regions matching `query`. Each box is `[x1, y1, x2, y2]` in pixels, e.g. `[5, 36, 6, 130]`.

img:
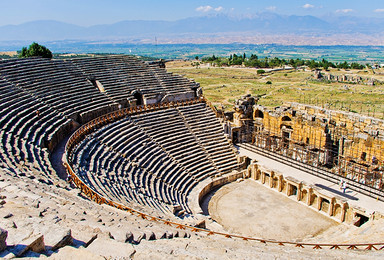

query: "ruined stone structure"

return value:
[313, 70, 380, 85]
[247, 163, 368, 225]
[227, 95, 384, 197]
[0, 56, 202, 182]
[0, 56, 246, 256]
[1, 56, 384, 257]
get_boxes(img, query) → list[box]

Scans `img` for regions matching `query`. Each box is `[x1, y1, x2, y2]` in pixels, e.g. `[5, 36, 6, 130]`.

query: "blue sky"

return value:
[1, 0, 384, 26]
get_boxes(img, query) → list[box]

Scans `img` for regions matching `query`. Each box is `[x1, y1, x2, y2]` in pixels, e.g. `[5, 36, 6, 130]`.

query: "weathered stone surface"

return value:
[45, 228, 73, 251]
[125, 231, 134, 244]
[82, 234, 98, 248]
[165, 231, 174, 239]
[0, 228, 7, 252]
[194, 220, 206, 229]
[85, 237, 136, 258]
[135, 233, 146, 244]
[145, 231, 156, 241]
[0, 250, 16, 259]
[154, 231, 167, 240]
[174, 230, 189, 238]
[52, 246, 104, 260]
[12, 234, 45, 257]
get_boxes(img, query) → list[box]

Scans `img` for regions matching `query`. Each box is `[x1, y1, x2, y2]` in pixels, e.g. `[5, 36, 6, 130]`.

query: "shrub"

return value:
[257, 69, 265, 75]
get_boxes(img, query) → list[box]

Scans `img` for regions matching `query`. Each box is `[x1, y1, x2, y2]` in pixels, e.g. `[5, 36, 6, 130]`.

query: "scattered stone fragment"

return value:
[45, 228, 73, 251]
[3, 213, 13, 219]
[32, 200, 40, 208]
[0, 228, 7, 251]
[125, 232, 134, 244]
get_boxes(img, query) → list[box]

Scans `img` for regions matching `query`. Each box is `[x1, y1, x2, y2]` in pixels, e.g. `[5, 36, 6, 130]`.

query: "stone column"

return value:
[245, 165, 251, 179]
[251, 164, 258, 180]
[307, 187, 313, 206]
[277, 175, 283, 192]
[270, 171, 275, 188]
[286, 183, 291, 196]
[340, 203, 347, 222]
[328, 197, 336, 216]
[317, 196, 322, 211]
[297, 182, 303, 201]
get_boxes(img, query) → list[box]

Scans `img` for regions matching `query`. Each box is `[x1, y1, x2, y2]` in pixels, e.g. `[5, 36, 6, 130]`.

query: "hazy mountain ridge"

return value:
[0, 13, 383, 42]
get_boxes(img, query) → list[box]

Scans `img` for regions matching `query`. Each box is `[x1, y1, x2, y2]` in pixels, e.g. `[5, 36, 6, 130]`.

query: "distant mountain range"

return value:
[0, 13, 384, 43]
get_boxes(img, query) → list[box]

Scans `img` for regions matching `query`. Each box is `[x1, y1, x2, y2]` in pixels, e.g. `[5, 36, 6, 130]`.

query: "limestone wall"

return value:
[252, 102, 384, 166]
[248, 163, 372, 225]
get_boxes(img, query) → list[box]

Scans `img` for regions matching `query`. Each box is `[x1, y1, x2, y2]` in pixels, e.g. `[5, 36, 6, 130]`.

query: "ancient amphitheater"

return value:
[0, 55, 384, 259]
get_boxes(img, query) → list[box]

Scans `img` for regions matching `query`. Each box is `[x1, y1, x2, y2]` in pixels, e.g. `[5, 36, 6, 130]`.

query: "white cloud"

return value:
[214, 6, 224, 12]
[336, 9, 354, 13]
[266, 6, 277, 12]
[303, 4, 314, 9]
[196, 5, 213, 12]
[374, 9, 384, 13]
[196, 5, 224, 13]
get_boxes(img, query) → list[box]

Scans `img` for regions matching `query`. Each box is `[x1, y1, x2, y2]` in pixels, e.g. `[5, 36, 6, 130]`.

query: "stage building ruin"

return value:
[225, 95, 384, 197]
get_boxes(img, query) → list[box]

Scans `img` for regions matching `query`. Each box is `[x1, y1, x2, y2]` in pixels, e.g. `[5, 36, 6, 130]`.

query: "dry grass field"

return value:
[167, 60, 384, 119]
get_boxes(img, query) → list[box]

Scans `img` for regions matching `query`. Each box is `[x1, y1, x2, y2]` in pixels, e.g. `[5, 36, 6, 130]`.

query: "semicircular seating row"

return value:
[69, 55, 197, 104]
[0, 56, 198, 183]
[69, 103, 239, 215]
[0, 56, 237, 216]
[0, 57, 121, 182]
[0, 77, 71, 181]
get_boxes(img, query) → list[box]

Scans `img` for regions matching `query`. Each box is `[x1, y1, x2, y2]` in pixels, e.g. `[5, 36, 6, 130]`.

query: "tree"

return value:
[337, 61, 350, 70]
[307, 60, 319, 70]
[18, 42, 52, 59]
[350, 62, 364, 70]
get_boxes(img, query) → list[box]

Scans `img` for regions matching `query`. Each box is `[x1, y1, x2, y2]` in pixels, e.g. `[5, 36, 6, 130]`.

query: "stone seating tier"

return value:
[69, 102, 239, 215]
[0, 58, 116, 122]
[0, 78, 72, 182]
[0, 57, 237, 217]
[70, 56, 196, 104]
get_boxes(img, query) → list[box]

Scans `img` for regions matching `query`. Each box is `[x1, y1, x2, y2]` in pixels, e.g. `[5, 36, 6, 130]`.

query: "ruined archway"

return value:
[254, 110, 264, 119]
[282, 115, 292, 122]
[133, 91, 143, 106]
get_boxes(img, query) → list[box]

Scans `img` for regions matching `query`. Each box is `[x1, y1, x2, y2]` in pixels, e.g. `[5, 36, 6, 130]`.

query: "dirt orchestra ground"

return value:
[208, 179, 338, 241]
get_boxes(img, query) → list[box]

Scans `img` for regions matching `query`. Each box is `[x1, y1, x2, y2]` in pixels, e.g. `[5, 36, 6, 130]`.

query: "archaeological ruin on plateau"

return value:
[0, 55, 384, 258]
